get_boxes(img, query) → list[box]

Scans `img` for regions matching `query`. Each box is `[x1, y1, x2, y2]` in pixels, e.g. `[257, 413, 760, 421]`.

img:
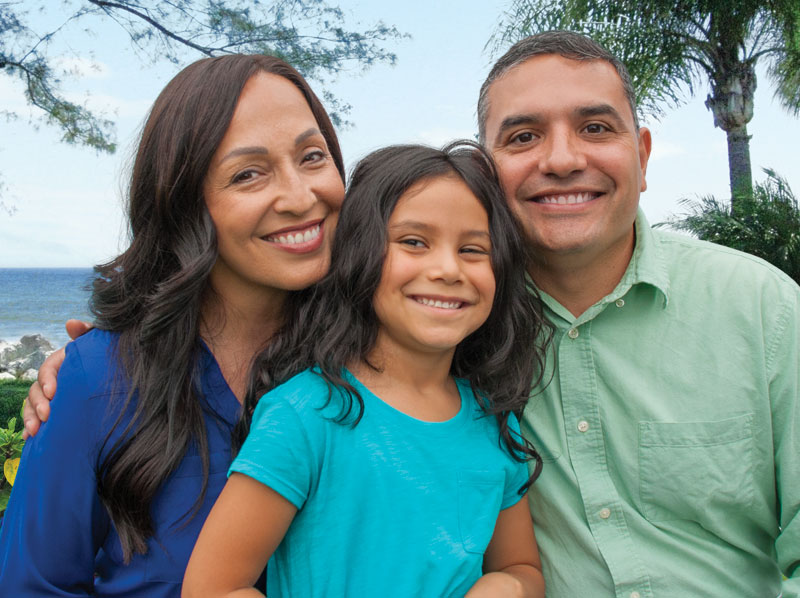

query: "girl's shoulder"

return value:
[259, 367, 335, 413]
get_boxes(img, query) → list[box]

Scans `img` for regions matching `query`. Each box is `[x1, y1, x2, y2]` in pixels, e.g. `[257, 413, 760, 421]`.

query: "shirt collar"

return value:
[537, 208, 671, 325]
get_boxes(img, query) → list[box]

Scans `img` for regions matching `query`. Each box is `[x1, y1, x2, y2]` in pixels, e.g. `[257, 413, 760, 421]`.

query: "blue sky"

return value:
[1, 1, 798, 267]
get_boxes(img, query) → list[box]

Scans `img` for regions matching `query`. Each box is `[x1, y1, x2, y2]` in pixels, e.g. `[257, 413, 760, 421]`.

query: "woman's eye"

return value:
[302, 150, 326, 164]
[231, 169, 258, 184]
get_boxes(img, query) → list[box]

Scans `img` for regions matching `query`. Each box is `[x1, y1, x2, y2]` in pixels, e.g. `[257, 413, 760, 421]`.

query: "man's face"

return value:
[483, 54, 651, 268]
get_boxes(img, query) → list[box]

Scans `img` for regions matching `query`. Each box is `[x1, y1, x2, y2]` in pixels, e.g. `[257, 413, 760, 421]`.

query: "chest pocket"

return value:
[638, 414, 755, 526]
[145, 450, 231, 583]
[457, 469, 505, 555]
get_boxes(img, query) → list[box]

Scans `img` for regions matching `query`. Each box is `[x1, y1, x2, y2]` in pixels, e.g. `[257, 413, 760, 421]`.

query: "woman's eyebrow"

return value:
[295, 128, 322, 145]
[219, 146, 268, 163]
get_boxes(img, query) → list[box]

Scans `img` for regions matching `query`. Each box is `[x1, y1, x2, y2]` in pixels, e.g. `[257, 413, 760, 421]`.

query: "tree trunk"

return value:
[705, 62, 756, 215]
[726, 126, 754, 210]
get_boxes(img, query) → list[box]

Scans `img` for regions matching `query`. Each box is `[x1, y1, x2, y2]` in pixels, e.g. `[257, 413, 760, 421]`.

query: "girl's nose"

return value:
[428, 248, 463, 284]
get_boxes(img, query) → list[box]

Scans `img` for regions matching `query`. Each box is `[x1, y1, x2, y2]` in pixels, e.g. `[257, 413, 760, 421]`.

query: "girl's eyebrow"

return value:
[389, 220, 490, 239]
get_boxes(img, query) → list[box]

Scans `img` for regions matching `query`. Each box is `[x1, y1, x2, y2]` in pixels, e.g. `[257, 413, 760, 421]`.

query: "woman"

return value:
[0, 54, 345, 596]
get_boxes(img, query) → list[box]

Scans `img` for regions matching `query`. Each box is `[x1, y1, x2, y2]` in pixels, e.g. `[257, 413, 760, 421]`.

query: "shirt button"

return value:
[577, 420, 589, 433]
[615, 298, 625, 307]
[630, 592, 641, 598]
[567, 327, 579, 339]
[599, 508, 611, 519]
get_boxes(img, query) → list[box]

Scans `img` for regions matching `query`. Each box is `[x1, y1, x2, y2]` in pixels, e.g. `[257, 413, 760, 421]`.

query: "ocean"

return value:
[0, 268, 95, 347]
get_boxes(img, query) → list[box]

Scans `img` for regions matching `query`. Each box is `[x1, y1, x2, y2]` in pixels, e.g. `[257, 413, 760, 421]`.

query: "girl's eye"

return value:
[461, 246, 489, 255]
[400, 238, 426, 248]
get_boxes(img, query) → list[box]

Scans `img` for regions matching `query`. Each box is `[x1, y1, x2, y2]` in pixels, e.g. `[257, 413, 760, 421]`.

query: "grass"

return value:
[0, 380, 28, 431]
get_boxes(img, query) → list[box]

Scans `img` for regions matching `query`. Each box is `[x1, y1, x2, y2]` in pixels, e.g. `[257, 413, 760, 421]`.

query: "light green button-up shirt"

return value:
[523, 210, 800, 598]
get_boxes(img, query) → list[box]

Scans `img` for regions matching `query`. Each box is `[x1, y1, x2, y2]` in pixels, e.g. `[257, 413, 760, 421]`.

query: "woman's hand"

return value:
[22, 319, 92, 438]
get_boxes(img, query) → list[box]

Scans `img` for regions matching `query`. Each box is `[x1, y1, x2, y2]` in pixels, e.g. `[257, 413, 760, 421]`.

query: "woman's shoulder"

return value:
[59, 328, 125, 405]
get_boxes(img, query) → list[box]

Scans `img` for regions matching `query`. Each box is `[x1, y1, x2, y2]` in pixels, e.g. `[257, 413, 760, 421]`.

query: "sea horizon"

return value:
[0, 268, 95, 347]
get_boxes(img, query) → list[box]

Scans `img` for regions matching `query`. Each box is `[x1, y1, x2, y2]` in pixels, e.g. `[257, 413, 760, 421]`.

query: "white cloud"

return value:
[648, 140, 685, 161]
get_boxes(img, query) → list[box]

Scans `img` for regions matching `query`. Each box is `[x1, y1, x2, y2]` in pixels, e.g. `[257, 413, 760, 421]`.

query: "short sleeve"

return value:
[230, 393, 321, 510]
[501, 413, 530, 510]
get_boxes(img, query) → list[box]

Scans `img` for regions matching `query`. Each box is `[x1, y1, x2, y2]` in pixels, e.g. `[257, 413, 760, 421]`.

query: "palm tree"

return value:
[490, 0, 800, 213]
[660, 169, 800, 283]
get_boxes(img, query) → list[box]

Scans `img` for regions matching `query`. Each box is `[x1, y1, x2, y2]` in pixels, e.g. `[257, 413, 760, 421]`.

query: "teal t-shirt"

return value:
[230, 369, 528, 597]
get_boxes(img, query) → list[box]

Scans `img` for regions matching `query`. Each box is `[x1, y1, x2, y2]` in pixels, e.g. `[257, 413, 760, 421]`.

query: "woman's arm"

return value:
[465, 498, 545, 598]
[182, 472, 297, 598]
[23, 319, 92, 438]
[0, 337, 108, 596]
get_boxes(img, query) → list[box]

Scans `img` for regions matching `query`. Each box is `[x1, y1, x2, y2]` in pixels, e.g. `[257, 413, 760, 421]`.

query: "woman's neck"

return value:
[200, 286, 286, 402]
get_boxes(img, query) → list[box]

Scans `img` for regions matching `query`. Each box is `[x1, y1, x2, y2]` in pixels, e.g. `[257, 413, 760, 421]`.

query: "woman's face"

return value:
[204, 72, 345, 304]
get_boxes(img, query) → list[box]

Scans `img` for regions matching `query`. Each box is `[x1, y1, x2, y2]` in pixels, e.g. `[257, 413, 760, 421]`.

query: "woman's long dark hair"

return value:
[90, 54, 344, 562]
[238, 141, 551, 487]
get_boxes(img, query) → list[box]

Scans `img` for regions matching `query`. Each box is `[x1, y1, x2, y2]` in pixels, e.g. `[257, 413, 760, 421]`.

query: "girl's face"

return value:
[371, 175, 496, 361]
[204, 72, 345, 304]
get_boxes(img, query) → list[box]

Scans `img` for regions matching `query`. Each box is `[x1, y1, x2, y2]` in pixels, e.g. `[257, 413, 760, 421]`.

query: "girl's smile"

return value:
[371, 174, 496, 360]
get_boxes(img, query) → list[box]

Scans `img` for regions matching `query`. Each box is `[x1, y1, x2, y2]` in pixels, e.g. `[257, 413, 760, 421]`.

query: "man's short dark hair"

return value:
[478, 30, 640, 142]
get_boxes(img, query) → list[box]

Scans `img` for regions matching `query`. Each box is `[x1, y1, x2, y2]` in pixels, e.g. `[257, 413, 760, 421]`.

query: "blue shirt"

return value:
[523, 211, 800, 598]
[0, 329, 242, 597]
[231, 369, 529, 598]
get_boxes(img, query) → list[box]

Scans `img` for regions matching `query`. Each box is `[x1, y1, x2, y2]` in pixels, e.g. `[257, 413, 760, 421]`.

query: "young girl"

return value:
[183, 142, 550, 598]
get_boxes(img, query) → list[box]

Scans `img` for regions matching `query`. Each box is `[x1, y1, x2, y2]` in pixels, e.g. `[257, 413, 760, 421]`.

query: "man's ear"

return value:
[638, 127, 652, 192]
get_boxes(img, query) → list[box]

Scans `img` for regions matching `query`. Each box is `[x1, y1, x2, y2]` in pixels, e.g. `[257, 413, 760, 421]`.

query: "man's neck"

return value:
[530, 234, 636, 318]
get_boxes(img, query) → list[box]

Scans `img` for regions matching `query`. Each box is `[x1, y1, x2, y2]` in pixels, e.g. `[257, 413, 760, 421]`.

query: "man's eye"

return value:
[510, 131, 535, 144]
[584, 123, 609, 134]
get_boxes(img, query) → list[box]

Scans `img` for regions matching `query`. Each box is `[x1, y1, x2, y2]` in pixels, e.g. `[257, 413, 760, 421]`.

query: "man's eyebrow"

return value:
[575, 103, 626, 125]
[494, 114, 541, 144]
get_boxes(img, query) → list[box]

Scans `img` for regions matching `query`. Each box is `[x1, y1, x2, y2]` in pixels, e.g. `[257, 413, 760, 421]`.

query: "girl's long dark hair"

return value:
[90, 54, 344, 562]
[238, 141, 551, 487]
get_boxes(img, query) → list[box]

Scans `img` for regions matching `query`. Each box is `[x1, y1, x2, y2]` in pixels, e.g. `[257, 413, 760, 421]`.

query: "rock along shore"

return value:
[0, 334, 55, 381]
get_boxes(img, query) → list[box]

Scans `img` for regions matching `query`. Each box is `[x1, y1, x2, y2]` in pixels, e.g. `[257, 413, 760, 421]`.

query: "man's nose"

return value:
[538, 129, 587, 177]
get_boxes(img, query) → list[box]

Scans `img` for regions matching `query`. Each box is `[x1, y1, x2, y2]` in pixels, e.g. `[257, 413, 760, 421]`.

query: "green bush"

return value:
[660, 169, 800, 284]
[0, 381, 27, 433]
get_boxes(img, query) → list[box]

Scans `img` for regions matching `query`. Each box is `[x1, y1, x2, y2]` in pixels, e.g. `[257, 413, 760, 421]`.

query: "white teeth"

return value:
[267, 224, 320, 244]
[538, 192, 594, 205]
[415, 297, 463, 309]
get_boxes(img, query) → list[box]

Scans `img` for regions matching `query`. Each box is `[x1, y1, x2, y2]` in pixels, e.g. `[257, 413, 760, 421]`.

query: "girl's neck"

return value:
[351, 341, 461, 422]
[200, 287, 286, 402]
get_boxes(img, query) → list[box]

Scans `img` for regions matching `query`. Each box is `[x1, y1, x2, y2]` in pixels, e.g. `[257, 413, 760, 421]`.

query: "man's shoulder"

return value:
[652, 227, 798, 293]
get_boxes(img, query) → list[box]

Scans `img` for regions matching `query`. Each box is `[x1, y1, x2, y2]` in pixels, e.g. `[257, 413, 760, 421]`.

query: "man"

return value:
[478, 30, 799, 597]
